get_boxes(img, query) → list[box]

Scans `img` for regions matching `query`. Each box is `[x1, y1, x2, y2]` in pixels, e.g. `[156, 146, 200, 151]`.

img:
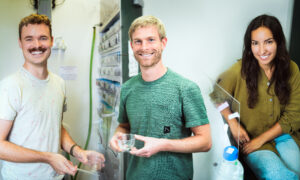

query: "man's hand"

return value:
[130, 135, 165, 158]
[73, 147, 105, 170]
[60, 126, 105, 170]
[47, 153, 77, 176]
[109, 123, 131, 152]
[109, 132, 125, 152]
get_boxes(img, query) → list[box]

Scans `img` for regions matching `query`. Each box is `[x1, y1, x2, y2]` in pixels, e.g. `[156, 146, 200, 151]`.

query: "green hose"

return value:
[74, 26, 96, 180]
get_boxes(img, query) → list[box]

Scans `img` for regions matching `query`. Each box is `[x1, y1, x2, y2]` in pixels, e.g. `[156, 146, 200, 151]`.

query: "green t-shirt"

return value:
[118, 69, 209, 180]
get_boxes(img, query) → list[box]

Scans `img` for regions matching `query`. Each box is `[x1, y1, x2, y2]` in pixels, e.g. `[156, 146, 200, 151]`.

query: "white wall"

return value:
[50, 1, 101, 180]
[143, 0, 294, 179]
[0, 2, 34, 179]
[0, 1, 101, 180]
[0, 1, 34, 78]
[144, 0, 294, 86]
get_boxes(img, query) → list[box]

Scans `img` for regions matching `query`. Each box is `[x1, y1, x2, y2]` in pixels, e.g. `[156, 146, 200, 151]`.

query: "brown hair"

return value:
[19, 14, 52, 39]
[241, 14, 291, 108]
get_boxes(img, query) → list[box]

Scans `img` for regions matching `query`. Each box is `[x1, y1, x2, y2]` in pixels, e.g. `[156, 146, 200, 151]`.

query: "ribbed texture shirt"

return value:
[118, 68, 209, 180]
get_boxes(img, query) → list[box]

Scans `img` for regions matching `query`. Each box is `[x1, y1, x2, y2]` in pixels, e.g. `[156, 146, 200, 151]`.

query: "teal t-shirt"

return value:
[118, 69, 209, 180]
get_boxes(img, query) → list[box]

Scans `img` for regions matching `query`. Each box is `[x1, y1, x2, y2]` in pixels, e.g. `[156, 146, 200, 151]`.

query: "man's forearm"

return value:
[114, 123, 130, 134]
[0, 119, 52, 164]
[131, 124, 211, 158]
[161, 135, 211, 153]
[257, 122, 282, 145]
[61, 126, 77, 154]
[0, 141, 51, 163]
[161, 124, 211, 153]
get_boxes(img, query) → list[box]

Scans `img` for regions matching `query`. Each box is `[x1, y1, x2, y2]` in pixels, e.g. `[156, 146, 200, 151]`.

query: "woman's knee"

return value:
[245, 150, 299, 180]
[260, 167, 299, 180]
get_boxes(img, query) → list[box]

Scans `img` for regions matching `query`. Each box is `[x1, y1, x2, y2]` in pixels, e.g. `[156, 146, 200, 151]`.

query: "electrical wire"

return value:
[74, 26, 96, 180]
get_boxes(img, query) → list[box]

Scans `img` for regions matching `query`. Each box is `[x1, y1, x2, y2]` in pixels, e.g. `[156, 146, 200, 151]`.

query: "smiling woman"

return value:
[214, 14, 300, 180]
[250, 27, 277, 75]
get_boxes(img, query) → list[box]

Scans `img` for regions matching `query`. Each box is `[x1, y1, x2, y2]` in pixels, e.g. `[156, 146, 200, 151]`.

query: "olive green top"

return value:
[215, 60, 300, 153]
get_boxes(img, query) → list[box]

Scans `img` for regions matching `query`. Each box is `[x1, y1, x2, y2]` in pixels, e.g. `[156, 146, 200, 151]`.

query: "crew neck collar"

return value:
[138, 68, 170, 85]
[20, 67, 50, 84]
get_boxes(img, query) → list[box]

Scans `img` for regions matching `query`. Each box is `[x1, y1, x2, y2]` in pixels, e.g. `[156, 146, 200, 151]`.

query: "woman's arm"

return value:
[219, 106, 250, 146]
[278, 62, 300, 134]
[242, 122, 282, 154]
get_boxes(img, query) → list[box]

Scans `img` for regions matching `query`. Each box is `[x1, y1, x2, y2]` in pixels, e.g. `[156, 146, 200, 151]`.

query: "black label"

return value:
[164, 126, 170, 134]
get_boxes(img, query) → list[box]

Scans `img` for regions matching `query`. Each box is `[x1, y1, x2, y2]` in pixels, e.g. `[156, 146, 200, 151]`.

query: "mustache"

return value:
[28, 47, 47, 53]
[136, 50, 157, 54]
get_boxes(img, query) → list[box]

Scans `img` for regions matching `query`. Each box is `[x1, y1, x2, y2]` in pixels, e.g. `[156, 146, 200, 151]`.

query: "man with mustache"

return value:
[109, 15, 212, 180]
[0, 14, 105, 179]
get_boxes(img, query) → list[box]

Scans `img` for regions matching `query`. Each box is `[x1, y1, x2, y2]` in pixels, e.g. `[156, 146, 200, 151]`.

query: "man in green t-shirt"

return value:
[109, 15, 211, 180]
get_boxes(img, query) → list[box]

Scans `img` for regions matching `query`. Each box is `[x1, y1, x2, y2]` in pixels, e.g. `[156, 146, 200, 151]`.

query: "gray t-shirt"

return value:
[0, 67, 66, 180]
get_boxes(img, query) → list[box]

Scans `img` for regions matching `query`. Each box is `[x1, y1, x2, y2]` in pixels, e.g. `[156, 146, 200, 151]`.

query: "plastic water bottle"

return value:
[216, 145, 244, 180]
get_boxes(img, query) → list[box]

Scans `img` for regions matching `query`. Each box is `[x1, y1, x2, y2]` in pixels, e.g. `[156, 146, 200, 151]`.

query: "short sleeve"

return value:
[182, 82, 209, 128]
[210, 61, 240, 104]
[0, 79, 20, 120]
[117, 88, 129, 124]
[62, 81, 67, 112]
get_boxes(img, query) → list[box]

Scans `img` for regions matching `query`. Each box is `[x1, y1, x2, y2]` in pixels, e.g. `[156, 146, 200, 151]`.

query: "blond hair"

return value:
[128, 15, 166, 41]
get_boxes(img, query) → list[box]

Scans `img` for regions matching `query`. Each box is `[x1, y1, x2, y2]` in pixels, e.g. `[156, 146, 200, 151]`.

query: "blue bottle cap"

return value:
[223, 146, 238, 161]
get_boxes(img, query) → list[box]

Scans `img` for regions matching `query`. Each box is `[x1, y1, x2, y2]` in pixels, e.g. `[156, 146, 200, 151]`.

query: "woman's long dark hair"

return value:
[241, 14, 291, 108]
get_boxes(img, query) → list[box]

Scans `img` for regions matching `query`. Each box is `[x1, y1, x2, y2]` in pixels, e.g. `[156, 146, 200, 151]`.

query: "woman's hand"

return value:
[241, 122, 283, 154]
[228, 119, 250, 147]
[242, 137, 264, 154]
[219, 106, 250, 147]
